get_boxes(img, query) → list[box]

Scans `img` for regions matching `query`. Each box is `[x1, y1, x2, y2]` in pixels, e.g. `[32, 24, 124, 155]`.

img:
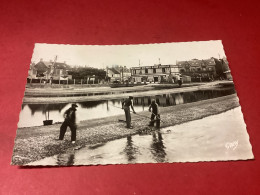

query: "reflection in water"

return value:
[132, 88, 235, 107]
[19, 87, 236, 127]
[150, 132, 166, 162]
[79, 101, 104, 108]
[27, 103, 68, 116]
[122, 135, 139, 162]
[29, 107, 253, 166]
[56, 152, 75, 166]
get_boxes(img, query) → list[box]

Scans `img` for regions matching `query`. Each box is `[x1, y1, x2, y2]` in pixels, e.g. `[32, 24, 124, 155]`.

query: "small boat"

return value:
[109, 81, 134, 88]
[109, 83, 134, 88]
[43, 120, 53, 126]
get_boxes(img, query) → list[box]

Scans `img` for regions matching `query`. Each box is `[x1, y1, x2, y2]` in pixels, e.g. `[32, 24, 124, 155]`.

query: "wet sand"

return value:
[12, 94, 239, 165]
[28, 107, 253, 166]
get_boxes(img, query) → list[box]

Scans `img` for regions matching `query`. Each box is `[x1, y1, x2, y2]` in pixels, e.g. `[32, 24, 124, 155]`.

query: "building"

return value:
[106, 66, 131, 82]
[121, 66, 131, 81]
[106, 67, 121, 82]
[27, 62, 37, 79]
[27, 59, 72, 83]
[176, 58, 217, 81]
[213, 57, 230, 79]
[130, 64, 180, 83]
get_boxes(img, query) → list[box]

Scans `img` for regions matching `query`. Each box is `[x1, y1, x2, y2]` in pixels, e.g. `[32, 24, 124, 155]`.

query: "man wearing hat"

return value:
[176, 73, 182, 87]
[122, 96, 136, 129]
[59, 103, 78, 143]
[148, 99, 160, 128]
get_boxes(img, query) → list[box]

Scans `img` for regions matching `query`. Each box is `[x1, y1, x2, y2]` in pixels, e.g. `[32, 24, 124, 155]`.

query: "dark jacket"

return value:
[149, 102, 159, 115]
[122, 98, 133, 108]
[64, 107, 76, 124]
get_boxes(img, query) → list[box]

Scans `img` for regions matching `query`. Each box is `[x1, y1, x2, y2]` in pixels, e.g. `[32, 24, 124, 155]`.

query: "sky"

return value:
[31, 40, 226, 68]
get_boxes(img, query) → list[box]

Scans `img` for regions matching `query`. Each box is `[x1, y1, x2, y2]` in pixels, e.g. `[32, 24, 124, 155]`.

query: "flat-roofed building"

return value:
[130, 64, 180, 83]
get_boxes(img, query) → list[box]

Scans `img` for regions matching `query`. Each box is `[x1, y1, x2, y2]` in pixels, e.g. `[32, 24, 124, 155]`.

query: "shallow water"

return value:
[28, 107, 253, 166]
[18, 87, 235, 127]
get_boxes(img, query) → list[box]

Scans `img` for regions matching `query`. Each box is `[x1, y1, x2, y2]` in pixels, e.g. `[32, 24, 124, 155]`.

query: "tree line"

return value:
[67, 67, 107, 80]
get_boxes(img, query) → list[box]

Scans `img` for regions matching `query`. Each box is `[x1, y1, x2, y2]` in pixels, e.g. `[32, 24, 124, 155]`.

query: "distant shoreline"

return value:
[22, 81, 233, 104]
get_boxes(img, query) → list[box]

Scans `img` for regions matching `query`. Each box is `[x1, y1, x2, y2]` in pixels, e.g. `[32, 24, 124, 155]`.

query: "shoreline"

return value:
[22, 81, 233, 104]
[12, 94, 240, 165]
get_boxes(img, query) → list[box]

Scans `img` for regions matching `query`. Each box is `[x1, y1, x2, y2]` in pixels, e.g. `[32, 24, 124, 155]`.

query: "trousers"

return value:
[124, 107, 131, 128]
[150, 113, 161, 127]
[59, 120, 77, 141]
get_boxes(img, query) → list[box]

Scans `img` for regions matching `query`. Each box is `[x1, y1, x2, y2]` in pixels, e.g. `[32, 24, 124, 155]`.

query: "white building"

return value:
[130, 64, 180, 83]
[107, 66, 131, 82]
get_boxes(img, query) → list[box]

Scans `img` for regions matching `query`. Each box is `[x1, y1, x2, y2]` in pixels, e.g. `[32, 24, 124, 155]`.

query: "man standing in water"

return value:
[148, 99, 160, 127]
[122, 96, 136, 129]
[59, 103, 78, 144]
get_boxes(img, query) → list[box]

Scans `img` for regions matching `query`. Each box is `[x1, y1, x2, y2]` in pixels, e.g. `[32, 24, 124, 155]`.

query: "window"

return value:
[153, 69, 156, 73]
[162, 68, 165, 73]
[145, 69, 148, 74]
[197, 68, 201, 71]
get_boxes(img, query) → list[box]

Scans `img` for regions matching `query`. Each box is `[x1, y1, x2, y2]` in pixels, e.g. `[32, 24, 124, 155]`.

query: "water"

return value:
[25, 90, 145, 97]
[18, 87, 236, 128]
[28, 107, 253, 166]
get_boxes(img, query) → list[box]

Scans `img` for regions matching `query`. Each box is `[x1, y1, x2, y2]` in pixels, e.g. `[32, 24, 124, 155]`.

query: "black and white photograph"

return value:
[12, 41, 253, 166]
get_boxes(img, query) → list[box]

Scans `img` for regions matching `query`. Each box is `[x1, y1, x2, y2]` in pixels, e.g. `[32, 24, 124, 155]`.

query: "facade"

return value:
[176, 58, 217, 81]
[27, 59, 72, 83]
[130, 64, 180, 83]
[107, 68, 121, 82]
[107, 66, 131, 82]
[121, 66, 132, 81]
[27, 62, 38, 79]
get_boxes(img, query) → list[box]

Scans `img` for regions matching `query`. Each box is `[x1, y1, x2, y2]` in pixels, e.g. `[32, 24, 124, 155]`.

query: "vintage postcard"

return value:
[12, 41, 254, 166]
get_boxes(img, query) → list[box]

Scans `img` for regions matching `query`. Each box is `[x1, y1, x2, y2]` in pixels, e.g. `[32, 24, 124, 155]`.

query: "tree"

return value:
[68, 67, 106, 80]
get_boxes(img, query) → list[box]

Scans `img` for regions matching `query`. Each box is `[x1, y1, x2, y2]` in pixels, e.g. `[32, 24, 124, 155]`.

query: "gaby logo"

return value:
[225, 140, 238, 150]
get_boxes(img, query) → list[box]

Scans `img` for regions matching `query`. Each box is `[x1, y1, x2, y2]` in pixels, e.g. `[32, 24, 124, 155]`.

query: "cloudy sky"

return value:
[31, 40, 226, 68]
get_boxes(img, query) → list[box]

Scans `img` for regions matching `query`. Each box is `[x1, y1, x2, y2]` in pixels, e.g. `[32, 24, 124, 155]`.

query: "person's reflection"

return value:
[123, 135, 138, 162]
[106, 100, 109, 111]
[160, 95, 167, 107]
[150, 132, 166, 162]
[174, 93, 184, 105]
[169, 94, 175, 105]
[56, 152, 75, 166]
